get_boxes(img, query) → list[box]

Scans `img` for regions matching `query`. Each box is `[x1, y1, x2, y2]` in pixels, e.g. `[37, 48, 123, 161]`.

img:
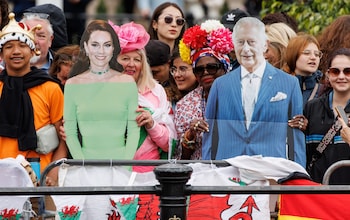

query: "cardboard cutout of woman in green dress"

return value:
[64, 20, 140, 160]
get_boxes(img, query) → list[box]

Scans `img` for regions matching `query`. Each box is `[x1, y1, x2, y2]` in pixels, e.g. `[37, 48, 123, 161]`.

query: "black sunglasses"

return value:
[193, 63, 223, 77]
[164, 16, 185, 26]
[328, 67, 350, 76]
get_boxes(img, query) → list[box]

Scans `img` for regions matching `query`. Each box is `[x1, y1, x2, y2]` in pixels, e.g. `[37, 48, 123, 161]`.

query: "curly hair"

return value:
[317, 15, 350, 74]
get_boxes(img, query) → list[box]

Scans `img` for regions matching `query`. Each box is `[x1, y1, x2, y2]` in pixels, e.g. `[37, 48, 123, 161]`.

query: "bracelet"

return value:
[184, 130, 196, 142]
[182, 130, 196, 150]
[181, 140, 195, 150]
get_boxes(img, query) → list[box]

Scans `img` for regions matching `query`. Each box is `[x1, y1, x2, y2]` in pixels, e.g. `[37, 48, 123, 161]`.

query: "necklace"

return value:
[89, 67, 110, 75]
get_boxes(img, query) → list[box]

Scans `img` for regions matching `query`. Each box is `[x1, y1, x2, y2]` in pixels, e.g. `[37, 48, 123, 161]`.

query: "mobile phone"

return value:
[335, 106, 348, 125]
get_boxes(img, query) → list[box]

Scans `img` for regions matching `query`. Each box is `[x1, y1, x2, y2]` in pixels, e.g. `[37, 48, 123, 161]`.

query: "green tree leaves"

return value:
[261, 0, 350, 36]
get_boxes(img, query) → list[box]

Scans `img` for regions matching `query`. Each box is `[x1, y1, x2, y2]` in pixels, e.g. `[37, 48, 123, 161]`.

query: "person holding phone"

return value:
[339, 117, 350, 145]
[304, 48, 350, 184]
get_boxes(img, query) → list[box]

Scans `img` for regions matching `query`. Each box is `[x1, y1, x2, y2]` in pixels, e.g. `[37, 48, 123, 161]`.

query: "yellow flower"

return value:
[179, 39, 192, 64]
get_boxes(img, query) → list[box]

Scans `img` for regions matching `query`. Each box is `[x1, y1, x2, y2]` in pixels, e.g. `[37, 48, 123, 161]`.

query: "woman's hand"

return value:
[190, 119, 209, 133]
[339, 117, 350, 145]
[45, 176, 58, 186]
[288, 114, 308, 131]
[136, 108, 154, 129]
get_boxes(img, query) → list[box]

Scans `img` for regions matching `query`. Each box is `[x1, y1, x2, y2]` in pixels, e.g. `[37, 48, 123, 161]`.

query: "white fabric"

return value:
[225, 155, 309, 184]
[187, 163, 270, 219]
[53, 163, 158, 220]
[0, 157, 34, 216]
[52, 157, 293, 219]
[52, 156, 308, 219]
[138, 84, 177, 158]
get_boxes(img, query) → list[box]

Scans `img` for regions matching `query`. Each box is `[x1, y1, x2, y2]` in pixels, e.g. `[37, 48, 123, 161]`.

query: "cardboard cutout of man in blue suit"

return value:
[202, 17, 306, 167]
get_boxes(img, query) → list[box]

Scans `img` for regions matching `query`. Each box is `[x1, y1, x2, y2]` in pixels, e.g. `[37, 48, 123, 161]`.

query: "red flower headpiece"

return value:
[179, 20, 234, 68]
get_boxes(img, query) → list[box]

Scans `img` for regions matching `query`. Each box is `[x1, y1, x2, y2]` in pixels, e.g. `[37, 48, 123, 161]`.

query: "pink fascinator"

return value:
[109, 21, 150, 53]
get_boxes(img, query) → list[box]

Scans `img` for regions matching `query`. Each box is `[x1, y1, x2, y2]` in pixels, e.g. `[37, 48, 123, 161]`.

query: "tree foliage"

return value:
[261, 0, 350, 36]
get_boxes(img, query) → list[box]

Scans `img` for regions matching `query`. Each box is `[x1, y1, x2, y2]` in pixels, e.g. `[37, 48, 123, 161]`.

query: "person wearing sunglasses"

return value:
[304, 48, 350, 184]
[202, 17, 306, 168]
[174, 20, 232, 160]
[147, 2, 186, 54]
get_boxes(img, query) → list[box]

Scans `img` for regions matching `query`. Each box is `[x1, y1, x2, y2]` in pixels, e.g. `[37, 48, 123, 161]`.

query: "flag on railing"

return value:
[52, 161, 271, 219]
[279, 178, 350, 219]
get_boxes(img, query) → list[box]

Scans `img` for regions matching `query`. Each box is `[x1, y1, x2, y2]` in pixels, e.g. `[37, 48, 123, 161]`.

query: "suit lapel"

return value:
[252, 64, 278, 119]
[229, 67, 245, 120]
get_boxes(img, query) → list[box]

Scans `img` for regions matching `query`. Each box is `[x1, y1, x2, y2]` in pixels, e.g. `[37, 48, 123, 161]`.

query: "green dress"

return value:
[64, 81, 140, 160]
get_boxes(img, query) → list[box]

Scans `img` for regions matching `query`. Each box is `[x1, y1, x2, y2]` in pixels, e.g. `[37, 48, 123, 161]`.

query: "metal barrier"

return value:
[2, 159, 350, 219]
[322, 160, 350, 185]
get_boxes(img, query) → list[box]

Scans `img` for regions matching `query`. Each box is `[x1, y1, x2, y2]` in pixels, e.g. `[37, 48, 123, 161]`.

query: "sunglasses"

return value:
[163, 16, 185, 26]
[328, 67, 350, 76]
[193, 63, 223, 77]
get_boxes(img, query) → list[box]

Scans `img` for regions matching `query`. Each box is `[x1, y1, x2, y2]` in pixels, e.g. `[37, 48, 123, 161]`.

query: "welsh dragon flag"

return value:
[0, 157, 34, 220]
[52, 155, 315, 220]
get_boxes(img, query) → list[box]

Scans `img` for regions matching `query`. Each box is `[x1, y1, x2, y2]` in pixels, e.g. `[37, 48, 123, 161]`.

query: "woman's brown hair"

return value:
[283, 33, 320, 75]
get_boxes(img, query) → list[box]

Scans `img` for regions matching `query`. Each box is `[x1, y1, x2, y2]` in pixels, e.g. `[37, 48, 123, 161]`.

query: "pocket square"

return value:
[270, 92, 287, 102]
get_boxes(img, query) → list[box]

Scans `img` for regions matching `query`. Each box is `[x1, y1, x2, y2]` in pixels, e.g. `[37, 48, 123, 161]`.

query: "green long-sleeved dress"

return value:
[64, 81, 140, 160]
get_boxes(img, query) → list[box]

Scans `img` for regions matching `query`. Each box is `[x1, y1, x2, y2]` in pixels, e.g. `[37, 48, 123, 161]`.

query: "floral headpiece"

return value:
[179, 20, 234, 71]
[108, 21, 150, 54]
[0, 12, 41, 55]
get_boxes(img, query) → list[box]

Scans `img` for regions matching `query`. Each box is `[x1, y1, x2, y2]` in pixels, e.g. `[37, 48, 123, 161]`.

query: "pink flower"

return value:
[108, 21, 150, 53]
[208, 28, 234, 54]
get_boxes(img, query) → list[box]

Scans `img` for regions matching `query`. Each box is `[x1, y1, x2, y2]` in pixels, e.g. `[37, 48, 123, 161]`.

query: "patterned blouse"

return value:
[174, 86, 205, 160]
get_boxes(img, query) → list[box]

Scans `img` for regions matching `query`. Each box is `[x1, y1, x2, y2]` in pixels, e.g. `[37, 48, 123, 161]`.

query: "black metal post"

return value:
[154, 163, 193, 220]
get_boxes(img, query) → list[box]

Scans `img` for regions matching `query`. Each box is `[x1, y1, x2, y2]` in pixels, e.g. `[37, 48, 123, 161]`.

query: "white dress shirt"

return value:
[241, 61, 266, 128]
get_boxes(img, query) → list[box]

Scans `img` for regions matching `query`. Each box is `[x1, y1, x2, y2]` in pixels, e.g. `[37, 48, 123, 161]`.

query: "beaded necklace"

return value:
[89, 67, 110, 75]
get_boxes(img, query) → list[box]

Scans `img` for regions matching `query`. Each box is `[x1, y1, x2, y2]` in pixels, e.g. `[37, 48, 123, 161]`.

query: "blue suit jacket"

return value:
[202, 63, 306, 167]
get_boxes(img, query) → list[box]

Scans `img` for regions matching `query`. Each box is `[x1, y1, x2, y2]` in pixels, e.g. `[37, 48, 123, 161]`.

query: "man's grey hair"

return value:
[21, 13, 54, 37]
[232, 17, 267, 43]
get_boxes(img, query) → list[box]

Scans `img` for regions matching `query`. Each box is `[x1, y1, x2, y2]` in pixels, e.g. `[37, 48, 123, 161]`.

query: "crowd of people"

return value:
[1, 0, 350, 215]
